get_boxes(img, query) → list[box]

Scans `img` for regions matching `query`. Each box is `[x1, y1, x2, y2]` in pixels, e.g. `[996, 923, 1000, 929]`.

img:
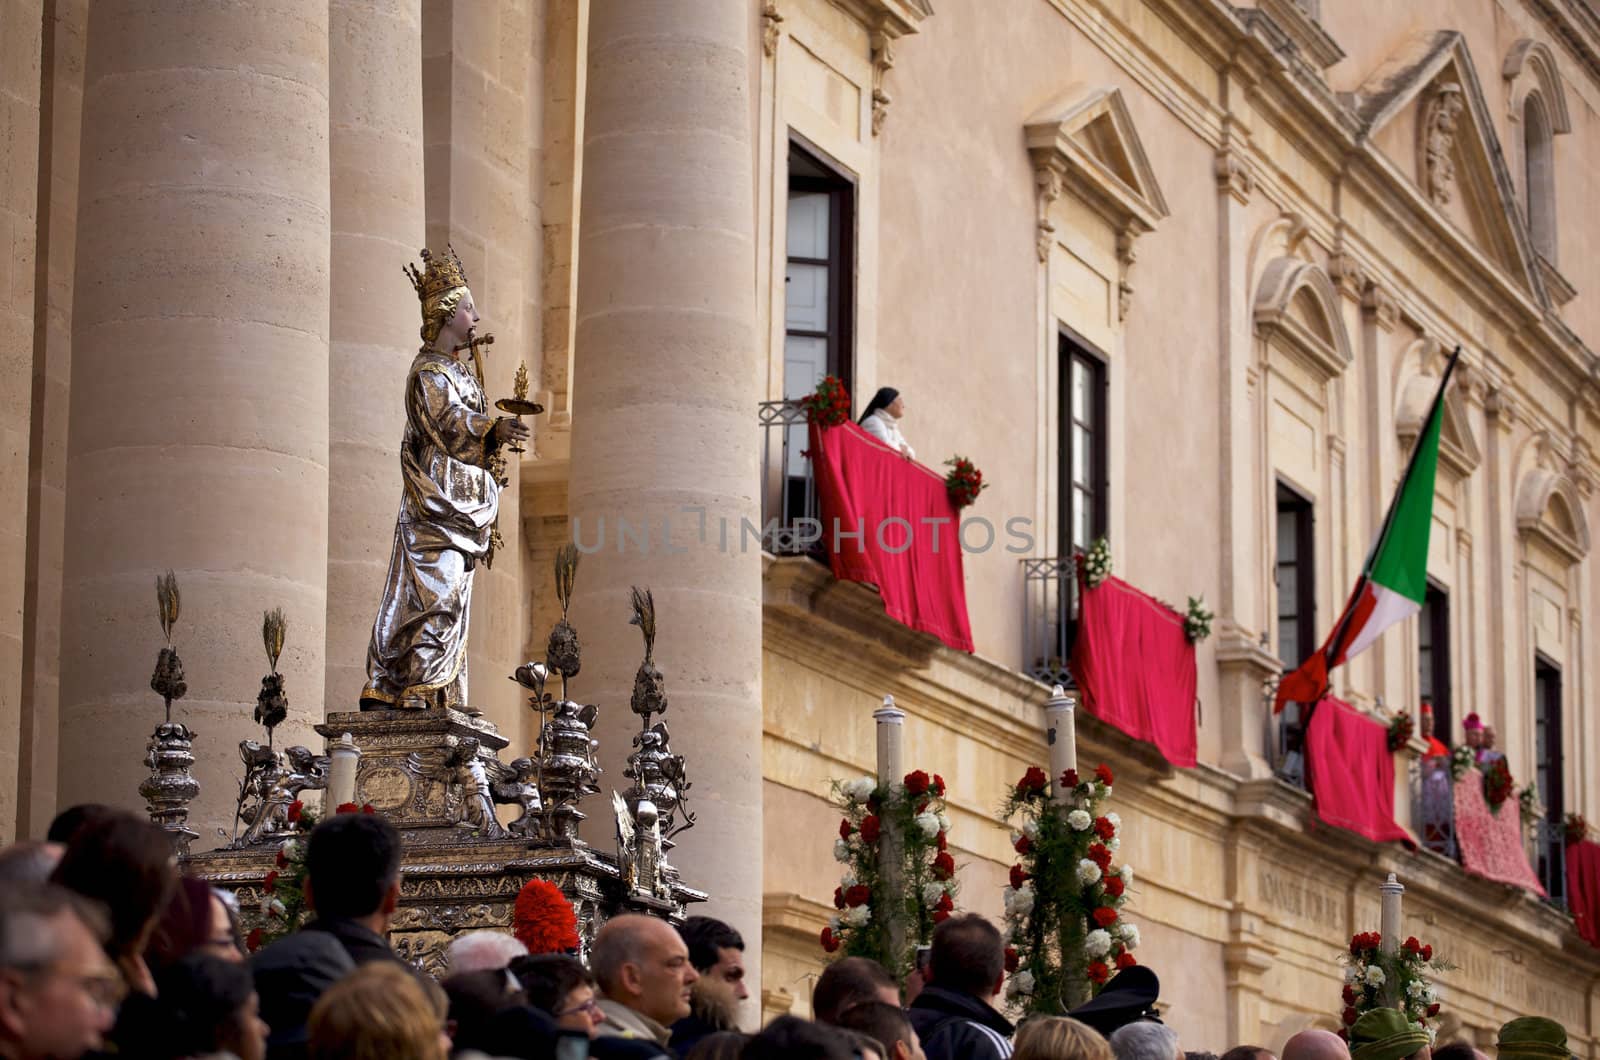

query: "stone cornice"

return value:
[1526, 0, 1600, 91]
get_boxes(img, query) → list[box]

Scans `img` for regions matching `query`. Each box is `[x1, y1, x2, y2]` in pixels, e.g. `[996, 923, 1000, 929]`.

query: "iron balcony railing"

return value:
[1413, 759, 1457, 860]
[758, 399, 822, 556]
[1022, 558, 1079, 687]
[1533, 816, 1568, 910]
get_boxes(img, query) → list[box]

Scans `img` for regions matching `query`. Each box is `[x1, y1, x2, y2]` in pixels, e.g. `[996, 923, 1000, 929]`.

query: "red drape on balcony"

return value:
[808, 422, 974, 653]
[1070, 576, 1197, 768]
[1567, 840, 1600, 947]
[1305, 697, 1413, 847]
[1452, 767, 1544, 895]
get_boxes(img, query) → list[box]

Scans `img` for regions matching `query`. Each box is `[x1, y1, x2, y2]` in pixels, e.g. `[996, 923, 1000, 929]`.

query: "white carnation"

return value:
[1106, 812, 1121, 831]
[1077, 859, 1102, 885]
[1102, 786, 1113, 799]
[1085, 929, 1113, 957]
[1109, 837, 1120, 852]
[1004, 884, 1035, 917]
[1119, 864, 1134, 886]
[1006, 970, 1035, 998]
[1344, 965, 1360, 984]
[279, 839, 301, 860]
[267, 897, 287, 918]
[1068, 810, 1092, 831]
[937, 812, 951, 833]
[829, 916, 841, 930]
[914, 812, 941, 838]
[923, 882, 949, 906]
[1022, 819, 1040, 839]
[841, 870, 858, 888]
[1406, 979, 1425, 998]
[844, 777, 877, 802]
[834, 839, 852, 863]
[1364, 966, 1386, 987]
[841, 905, 872, 928]
[1120, 923, 1140, 950]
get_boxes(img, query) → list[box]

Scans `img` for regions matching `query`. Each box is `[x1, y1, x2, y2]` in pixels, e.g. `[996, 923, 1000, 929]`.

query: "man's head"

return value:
[742, 1015, 856, 1060]
[590, 914, 698, 1027]
[812, 957, 899, 1025]
[1221, 1046, 1277, 1060]
[0, 884, 120, 1060]
[446, 931, 528, 975]
[1429, 1042, 1483, 1060]
[1014, 1016, 1113, 1060]
[1419, 704, 1434, 740]
[0, 844, 63, 887]
[837, 1001, 926, 1060]
[928, 914, 1005, 999]
[45, 807, 115, 846]
[1482, 725, 1498, 750]
[1109, 1021, 1181, 1060]
[680, 917, 747, 1030]
[1283, 1029, 1353, 1060]
[1463, 714, 1483, 749]
[304, 812, 403, 926]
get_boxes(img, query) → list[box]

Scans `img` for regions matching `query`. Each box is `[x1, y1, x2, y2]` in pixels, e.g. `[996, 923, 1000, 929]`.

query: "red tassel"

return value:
[513, 879, 581, 955]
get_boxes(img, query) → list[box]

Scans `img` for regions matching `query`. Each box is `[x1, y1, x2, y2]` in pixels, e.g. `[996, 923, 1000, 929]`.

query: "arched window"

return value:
[1523, 95, 1556, 262]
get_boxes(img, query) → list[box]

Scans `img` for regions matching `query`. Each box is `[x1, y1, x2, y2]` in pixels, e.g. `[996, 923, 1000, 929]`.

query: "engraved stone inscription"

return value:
[361, 764, 413, 812]
[1259, 867, 1344, 930]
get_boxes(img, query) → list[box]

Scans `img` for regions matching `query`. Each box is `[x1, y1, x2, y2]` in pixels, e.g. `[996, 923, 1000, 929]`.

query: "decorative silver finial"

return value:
[141, 570, 198, 854]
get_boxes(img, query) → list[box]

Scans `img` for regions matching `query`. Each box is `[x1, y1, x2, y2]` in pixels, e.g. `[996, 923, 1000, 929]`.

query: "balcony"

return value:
[1021, 557, 1079, 687]
[758, 398, 822, 557]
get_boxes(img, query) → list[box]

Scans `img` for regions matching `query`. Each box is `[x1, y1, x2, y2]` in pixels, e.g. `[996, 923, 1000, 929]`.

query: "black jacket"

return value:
[669, 1012, 728, 1056]
[252, 924, 363, 1060]
[300, 917, 399, 966]
[908, 986, 1015, 1060]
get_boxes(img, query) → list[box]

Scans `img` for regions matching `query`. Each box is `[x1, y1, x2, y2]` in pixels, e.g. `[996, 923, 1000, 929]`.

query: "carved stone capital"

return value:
[1034, 162, 1064, 264]
[1485, 386, 1519, 427]
[762, 1, 785, 56]
[1360, 281, 1397, 330]
[1215, 147, 1254, 204]
[1328, 252, 1367, 299]
[870, 31, 894, 136]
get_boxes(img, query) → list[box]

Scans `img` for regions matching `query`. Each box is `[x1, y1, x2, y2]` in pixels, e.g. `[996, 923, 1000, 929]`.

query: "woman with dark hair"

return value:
[138, 954, 270, 1060]
[51, 810, 179, 997]
[510, 954, 603, 1037]
[857, 387, 913, 459]
[149, 877, 245, 971]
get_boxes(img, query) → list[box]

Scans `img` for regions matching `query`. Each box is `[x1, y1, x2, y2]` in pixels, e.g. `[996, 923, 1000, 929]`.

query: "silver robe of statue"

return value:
[361, 350, 500, 711]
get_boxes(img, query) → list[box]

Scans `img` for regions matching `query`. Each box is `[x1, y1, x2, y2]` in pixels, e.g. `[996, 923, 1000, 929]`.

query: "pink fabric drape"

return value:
[1070, 576, 1197, 768]
[809, 422, 974, 653]
[1568, 840, 1600, 948]
[1451, 768, 1544, 894]
[1305, 698, 1413, 846]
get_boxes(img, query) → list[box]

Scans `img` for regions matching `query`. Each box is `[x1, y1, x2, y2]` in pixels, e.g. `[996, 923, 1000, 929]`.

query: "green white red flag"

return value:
[1274, 349, 1459, 712]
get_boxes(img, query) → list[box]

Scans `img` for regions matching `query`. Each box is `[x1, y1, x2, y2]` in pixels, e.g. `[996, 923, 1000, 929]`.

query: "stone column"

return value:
[60, 0, 331, 841]
[0, 0, 44, 842]
[326, 0, 425, 711]
[567, 0, 762, 1002]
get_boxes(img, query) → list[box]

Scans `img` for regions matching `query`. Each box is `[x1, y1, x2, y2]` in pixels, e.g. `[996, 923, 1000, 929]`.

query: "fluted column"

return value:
[326, 0, 425, 711]
[567, 0, 762, 1000]
[60, 0, 331, 841]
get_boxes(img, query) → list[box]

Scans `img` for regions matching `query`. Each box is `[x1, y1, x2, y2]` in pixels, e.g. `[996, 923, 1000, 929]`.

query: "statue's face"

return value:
[438, 288, 481, 351]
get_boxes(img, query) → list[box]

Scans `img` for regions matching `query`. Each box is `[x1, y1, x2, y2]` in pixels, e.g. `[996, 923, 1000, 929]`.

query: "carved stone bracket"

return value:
[869, 31, 894, 135]
[1033, 162, 1063, 264]
[1215, 146, 1254, 205]
[1360, 280, 1398, 331]
[762, 1, 784, 56]
[1328, 252, 1367, 300]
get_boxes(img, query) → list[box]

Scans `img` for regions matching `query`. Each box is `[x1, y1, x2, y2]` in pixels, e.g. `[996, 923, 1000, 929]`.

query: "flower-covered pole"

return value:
[875, 695, 909, 962]
[1046, 686, 1078, 803]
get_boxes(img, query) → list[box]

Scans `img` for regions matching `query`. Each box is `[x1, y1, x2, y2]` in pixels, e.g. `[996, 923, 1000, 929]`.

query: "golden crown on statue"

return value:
[403, 245, 470, 304]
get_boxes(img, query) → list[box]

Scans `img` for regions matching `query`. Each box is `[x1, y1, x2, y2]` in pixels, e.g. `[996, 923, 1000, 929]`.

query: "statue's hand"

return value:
[492, 417, 531, 446]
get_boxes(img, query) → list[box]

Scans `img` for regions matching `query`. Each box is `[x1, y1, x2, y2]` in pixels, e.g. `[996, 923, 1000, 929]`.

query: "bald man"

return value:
[589, 914, 699, 1049]
[1284, 1030, 1351, 1060]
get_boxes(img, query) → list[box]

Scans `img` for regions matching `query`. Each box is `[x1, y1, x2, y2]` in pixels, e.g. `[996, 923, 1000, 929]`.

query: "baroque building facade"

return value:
[4, 0, 1600, 1051]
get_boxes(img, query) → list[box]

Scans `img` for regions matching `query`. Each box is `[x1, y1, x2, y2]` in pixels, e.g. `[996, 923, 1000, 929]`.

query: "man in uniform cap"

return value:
[1495, 1018, 1570, 1060]
[1066, 966, 1161, 1036]
[1348, 1009, 1430, 1060]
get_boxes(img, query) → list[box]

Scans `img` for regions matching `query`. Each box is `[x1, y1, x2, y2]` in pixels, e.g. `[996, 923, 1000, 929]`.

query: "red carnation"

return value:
[263, 870, 279, 894]
[1062, 769, 1080, 789]
[1095, 764, 1115, 786]
[513, 878, 581, 955]
[1426, 1003, 1440, 1018]
[275, 849, 288, 868]
[932, 774, 946, 795]
[1005, 947, 1020, 973]
[361, 804, 376, 814]
[845, 885, 872, 908]
[933, 909, 951, 924]
[1116, 951, 1137, 969]
[1421, 945, 1433, 962]
[1342, 985, 1356, 1005]
[1016, 767, 1049, 797]
[821, 927, 841, 953]
[1403, 936, 1421, 954]
[1092, 907, 1118, 928]
[1088, 843, 1113, 870]
[840, 818, 854, 840]
[932, 850, 956, 880]
[1342, 1007, 1359, 1026]
[1087, 960, 1110, 985]
[1014, 834, 1033, 855]
[1338, 1030, 1350, 1043]
[336, 802, 360, 814]
[904, 770, 931, 795]
[936, 892, 955, 913]
[1009, 864, 1030, 889]
[246, 928, 263, 953]
[833, 887, 846, 910]
[937, 831, 949, 852]
[860, 815, 881, 844]
[1104, 876, 1126, 898]
[1094, 816, 1116, 841]
[287, 801, 304, 824]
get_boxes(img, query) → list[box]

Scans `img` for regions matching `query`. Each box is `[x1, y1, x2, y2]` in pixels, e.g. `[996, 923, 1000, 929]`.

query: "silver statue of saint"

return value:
[360, 248, 529, 712]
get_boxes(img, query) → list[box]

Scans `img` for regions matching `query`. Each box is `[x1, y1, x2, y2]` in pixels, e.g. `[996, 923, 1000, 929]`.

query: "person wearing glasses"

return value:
[512, 955, 605, 1038]
[0, 882, 123, 1060]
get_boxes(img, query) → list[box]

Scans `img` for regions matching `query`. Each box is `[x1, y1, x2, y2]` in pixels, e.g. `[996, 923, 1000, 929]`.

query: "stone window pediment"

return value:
[1516, 462, 1590, 564]
[831, 0, 933, 37]
[1396, 366, 1480, 477]
[1253, 258, 1351, 381]
[1025, 86, 1169, 243]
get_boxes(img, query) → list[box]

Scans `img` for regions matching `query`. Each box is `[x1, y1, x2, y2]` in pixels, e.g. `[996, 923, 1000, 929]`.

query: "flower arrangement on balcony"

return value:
[1001, 763, 1136, 1015]
[1564, 813, 1590, 846]
[1183, 597, 1213, 643]
[801, 375, 852, 427]
[824, 769, 958, 979]
[1386, 712, 1415, 753]
[1448, 745, 1474, 782]
[1077, 537, 1111, 589]
[1338, 933, 1448, 1042]
[1517, 785, 1545, 828]
[943, 456, 988, 509]
[1483, 758, 1515, 814]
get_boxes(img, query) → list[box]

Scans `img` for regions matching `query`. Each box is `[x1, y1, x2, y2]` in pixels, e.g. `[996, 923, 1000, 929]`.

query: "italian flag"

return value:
[1274, 349, 1459, 712]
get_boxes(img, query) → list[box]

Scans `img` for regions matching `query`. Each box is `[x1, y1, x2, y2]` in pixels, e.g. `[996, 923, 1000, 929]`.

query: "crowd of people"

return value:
[0, 804, 1578, 1060]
